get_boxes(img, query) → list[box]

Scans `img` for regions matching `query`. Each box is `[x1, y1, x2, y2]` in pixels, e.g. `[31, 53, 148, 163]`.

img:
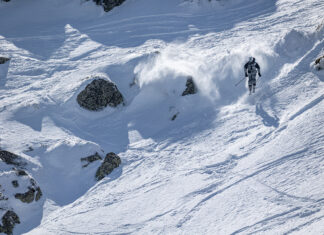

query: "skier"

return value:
[244, 57, 261, 94]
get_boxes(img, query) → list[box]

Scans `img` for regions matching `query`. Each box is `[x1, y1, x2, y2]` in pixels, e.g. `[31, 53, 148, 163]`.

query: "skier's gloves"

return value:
[258, 73, 261, 77]
[245, 73, 248, 77]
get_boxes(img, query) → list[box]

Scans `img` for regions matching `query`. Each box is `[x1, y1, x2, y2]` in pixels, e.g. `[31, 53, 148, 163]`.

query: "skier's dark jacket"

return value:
[244, 60, 260, 77]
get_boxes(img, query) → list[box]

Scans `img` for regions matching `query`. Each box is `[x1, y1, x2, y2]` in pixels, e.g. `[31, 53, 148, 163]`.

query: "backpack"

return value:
[247, 62, 257, 74]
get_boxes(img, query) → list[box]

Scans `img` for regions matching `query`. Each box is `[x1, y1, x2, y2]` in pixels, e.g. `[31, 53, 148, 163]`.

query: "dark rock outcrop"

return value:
[77, 78, 124, 111]
[182, 76, 197, 96]
[0, 150, 26, 167]
[0, 210, 20, 235]
[102, 0, 126, 12]
[15, 187, 35, 203]
[0, 150, 42, 234]
[35, 187, 42, 201]
[15, 185, 42, 203]
[81, 152, 102, 168]
[30, 178, 42, 201]
[92, 0, 126, 12]
[0, 57, 10, 64]
[14, 169, 27, 176]
[315, 55, 324, 70]
[95, 152, 121, 181]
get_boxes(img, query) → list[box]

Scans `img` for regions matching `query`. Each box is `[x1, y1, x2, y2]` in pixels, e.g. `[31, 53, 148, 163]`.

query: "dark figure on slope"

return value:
[244, 57, 261, 94]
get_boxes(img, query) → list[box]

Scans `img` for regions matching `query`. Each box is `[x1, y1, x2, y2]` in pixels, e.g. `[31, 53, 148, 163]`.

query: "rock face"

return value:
[77, 78, 124, 111]
[0, 57, 10, 64]
[315, 55, 324, 70]
[95, 152, 121, 181]
[0, 211, 20, 235]
[81, 152, 102, 168]
[182, 76, 197, 96]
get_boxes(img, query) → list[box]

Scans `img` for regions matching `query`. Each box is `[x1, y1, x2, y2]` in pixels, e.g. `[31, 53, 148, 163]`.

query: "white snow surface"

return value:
[0, 0, 324, 234]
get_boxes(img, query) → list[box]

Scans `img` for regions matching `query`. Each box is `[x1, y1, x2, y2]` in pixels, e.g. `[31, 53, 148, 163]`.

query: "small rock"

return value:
[315, 55, 324, 70]
[171, 112, 179, 121]
[15, 187, 35, 203]
[182, 76, 197, 96]
[11, 181, 19, 188]
[95, 152, 121, 181]
[0, 57, 10, 64]
[0, 210, 20, 235]
[77, 78, 124, 111]
[315, 55, 324, 64]
[81, 152, 102, 168]
[14, 169, 27, 176]
[0, 192, 8, 201]
[25, 146, 34, 152]
[30, 178, 36, 186]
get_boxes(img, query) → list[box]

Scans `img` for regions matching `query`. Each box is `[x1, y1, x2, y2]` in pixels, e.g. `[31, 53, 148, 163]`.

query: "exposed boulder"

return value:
[0, 211, 20, 235]
[0, 57, 10, 64]
[315, 55, 324, 70]
[182, 76, 197, 96]
[95, 152, 121, 181]
[81, 152, 102, 168]
[77, 78, 124, 111]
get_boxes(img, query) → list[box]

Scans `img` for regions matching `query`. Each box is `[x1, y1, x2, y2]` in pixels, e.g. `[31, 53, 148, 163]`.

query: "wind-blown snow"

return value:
[0, 0, 323, 234]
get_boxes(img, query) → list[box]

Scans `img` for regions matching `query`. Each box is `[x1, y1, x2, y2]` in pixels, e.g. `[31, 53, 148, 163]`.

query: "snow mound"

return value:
[276, 25, 324, 59]
[30, 139, 104, 205]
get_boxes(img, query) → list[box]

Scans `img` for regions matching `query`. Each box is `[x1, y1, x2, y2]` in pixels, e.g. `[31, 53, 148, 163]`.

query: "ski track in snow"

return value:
[0, 0, 324, 234]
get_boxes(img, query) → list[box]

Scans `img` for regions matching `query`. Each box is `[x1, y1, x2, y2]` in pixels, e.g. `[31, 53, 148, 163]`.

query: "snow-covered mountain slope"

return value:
[0, 0, 323, 234]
